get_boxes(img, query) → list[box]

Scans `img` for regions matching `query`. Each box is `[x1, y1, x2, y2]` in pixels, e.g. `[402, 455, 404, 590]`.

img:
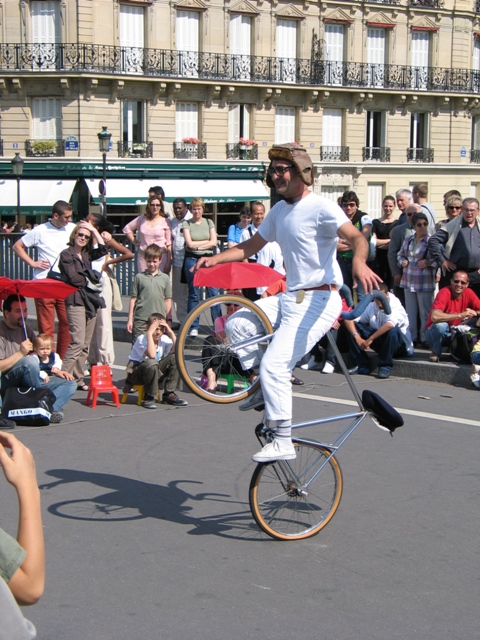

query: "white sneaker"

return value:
[322, 362, 335, 374]
[252, 439, 296, 462]
[189, 329, 198, 338]
[300, 356, 323, 371]
[470, 372, 480, 389]
[239, 387, 264, 411]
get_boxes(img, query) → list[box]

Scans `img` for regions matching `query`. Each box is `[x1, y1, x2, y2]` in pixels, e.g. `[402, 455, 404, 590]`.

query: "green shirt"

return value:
[131, 270, 172, 325]
[182, 218, 214, 257]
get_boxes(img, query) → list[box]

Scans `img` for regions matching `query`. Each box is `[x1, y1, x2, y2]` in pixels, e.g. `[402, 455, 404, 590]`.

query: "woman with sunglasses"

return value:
[123, 195, 172, 274]
[435, 196, 462, 230]
[397, 211, 436, 347]
[58, 222, 108, 390]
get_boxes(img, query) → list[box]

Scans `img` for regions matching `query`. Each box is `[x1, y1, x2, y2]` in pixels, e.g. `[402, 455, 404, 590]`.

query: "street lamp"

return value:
[97, 126, 112, 216]
[11, 152, 24, 228]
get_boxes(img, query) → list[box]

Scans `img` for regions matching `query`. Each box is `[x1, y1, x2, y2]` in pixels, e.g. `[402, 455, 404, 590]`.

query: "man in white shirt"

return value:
[13, 201, 75, 359]
[195, 143, 379, 462]
[170, 198, 192, 327]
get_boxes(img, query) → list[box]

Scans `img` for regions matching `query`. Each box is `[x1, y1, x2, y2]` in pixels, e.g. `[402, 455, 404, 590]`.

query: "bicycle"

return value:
[175, 292, 403, 540]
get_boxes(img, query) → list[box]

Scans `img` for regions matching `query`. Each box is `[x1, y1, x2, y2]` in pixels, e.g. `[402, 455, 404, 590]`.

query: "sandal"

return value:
[77, 384, 89, 391]
[429, 354, 439, 363]
[291, 376, 304, 386]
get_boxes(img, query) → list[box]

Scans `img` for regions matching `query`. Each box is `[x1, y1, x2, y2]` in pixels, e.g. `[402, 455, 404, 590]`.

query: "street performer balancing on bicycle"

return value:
[194, 143, 381, 463]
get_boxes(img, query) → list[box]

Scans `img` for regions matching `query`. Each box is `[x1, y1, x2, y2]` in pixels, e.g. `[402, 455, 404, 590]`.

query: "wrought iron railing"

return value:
[362, 147, 391, 162]
[173, 142, 207, 159]
[117, 141, 153, 158]
[0, 139, 3, 157]
[226, 143, 258, 160]
[320, 146, 350, 162]
[408, 0, 444, 7]
[1, 44, 480, 94]
[407, 147, 434, 162]
[25, 139, 65, 157]
[470, 149, 480, 163]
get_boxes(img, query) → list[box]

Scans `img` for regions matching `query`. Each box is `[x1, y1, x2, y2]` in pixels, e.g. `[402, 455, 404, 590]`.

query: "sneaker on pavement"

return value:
[252, 439, 296, 463]
[322, 362, 335, 374]
[50, 411, 64, 423]
[142, 396, 157, 409]
[239, 387, 264, 412]
[162, 392, 188, 407]
[377, 366, 392, 379]
[300, 356, 323, 371]
[188, 329, 198, 338]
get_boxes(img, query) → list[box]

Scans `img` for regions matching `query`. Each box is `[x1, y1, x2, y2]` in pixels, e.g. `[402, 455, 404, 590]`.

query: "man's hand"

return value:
[352, 260, 382, 294]
[358, 337, 373, 351]
[463, 308, 477, 321]
[193, 256, 217, 271]
[19, 340, 33, 356]
[34, 259, 51, 271]
[126, 321, 133, 333]
[56, 370, 74, 381]
[443, 259, 456, 272]
[0, 432, 37, 491]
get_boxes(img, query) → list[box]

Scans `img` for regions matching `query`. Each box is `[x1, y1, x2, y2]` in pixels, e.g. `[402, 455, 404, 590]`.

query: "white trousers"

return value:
[89, 272, 115, 366]
[227, 290, 341, 421]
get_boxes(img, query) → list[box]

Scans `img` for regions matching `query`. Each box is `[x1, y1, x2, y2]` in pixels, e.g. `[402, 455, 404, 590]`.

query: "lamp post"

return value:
[11, 152, 24, 229]
[97, 126, 112, 216]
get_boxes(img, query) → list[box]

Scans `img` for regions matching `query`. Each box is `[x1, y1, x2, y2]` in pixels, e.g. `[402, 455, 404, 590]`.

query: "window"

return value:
[120, 5, 144, 74]
[276, 19, 297, 83]
[411, 31, 429, 90]
[32, 98, 61, 140]
[122, 101, 145, 143]
[321, 109, 348, 161]
[366, 27, 385, 88]
[274, 107, 295, 144]
[409, 113, 432, 162]
[228, 104, 251, 142]
[473, 37, 480, 92]
[364, 111, 389, 161]
[31, 1, 60, 70]
[319, 186, 347, 202]
[176, 10, 199, 78]
[230, 14, 251, 80]
[325, 24, 344, 86]
[176, 102, 198, 140]
[471, 117, 480, 162]
[367, 184, 384, 220]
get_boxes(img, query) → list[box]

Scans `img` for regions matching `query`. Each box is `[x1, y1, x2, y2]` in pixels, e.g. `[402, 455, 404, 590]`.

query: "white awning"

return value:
[0, 179, 77, 215]
[85, 178, 269, 205]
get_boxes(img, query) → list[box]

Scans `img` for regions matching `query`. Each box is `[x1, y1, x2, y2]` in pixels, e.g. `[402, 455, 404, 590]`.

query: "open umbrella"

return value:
[193, 262, 284, 289]
[0, 277, 77, 338]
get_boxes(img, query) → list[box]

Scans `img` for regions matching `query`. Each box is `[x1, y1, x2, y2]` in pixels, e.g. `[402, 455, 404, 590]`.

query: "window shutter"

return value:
[228, 105, 240, 143]
[176, 103, 198, 140]
[31, 1, 60, 43]
[322, 109, 342, 147]
[274, 107, 295, 144]
[473, 117, 480, 149]
[367, 28, 385, 64]
[367, 184, 384, 220]
[411, 31, 429, 67]
[32, 98, 61, 139]
[176, 10, 199, 52]
[474, 38, 480, 72]
[230, 14, 251, 56]
[325, 24, 344, 62]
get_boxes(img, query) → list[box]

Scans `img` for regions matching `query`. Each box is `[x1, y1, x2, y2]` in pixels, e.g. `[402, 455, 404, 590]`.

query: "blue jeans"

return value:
[348, 322, 407, 369]
[184, 256, 221, 329]
[425, 322, 451, 357]
[0, 356, 76, 412]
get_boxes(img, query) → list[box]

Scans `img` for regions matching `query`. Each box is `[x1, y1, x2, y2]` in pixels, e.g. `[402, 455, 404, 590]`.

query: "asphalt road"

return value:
[2, 351, 479, 640]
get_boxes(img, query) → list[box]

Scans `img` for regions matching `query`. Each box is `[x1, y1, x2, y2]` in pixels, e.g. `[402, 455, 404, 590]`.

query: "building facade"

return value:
[1, 0, 480, 226]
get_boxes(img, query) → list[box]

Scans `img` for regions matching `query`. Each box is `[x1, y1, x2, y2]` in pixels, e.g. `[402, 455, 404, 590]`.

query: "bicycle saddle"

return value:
[362, 390, 404, 434]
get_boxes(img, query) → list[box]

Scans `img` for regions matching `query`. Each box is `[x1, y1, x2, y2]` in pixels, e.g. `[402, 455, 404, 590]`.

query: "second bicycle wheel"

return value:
[176, 294, 274, 404]
[249, 441, 343, 540]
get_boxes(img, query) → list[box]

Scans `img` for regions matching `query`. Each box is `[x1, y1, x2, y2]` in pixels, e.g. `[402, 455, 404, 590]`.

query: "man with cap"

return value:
[194, 143, 380, 463]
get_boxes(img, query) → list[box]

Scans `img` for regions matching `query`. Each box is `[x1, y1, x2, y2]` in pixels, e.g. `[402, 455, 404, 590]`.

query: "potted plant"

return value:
[31, 140, 57, 156]
[239, 137, 256, 150]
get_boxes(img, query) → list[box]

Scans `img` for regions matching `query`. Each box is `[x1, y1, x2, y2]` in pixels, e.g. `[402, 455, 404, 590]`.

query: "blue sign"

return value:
[65, 135, 79, 151]
[461, 146, 467, 158]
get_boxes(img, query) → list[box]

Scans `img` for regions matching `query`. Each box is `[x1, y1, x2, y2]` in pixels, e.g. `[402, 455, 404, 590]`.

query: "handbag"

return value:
[79, 268, 104, 293]
[1, 387, 55, 426]
[106, 267, 123, 311]
[47, 255, 68, 283]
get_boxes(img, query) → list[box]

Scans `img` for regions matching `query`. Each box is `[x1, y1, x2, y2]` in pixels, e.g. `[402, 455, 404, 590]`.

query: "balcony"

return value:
[362, 147, 391, 162]
[0, 139, 3, 156]
[470, 149, 480, 163]
[173, 142, 207, 159]
[320, 146, 350, 162]
[407, 147, 434, 162]
[2, 44, 480, 94]
[226, 143, 258, 160]
[117, 141, 153, 158]
[25, 139, 65, 157]
[408, 0, 444, 7]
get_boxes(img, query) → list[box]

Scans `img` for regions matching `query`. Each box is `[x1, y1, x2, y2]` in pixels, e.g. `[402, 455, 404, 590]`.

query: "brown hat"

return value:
[266, 143, 314, 189]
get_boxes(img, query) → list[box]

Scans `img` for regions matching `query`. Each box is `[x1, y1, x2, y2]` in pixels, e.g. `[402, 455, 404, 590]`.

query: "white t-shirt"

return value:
[257, 192, 346, 291]
[171, 211, 192, 267]
[0, 578, 36, 640]
[240, 225, 285, 294]
[354, 292, 414, 354]
[21, 221, 76, 279]
[128, 333, 173, 363]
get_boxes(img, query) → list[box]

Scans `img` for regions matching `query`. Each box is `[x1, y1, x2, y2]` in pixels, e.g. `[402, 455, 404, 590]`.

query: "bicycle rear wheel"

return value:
[176, 294, 274, 404]
[249, 441, 343, 540]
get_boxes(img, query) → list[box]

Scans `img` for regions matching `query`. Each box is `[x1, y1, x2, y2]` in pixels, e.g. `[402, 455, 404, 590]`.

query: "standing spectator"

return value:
[227, 207, 251, 248]
[12, 201, 75, 359]
[182, 198, 221, 337]
[123, 195, 172, 274]
[427, 198, 480, 295]
[425, 269, 480, 361]
[170, 198, 192, 328]
[337, 191, 373, 300]
[412, 183, 436, 234]
[148, 185, 174, 219]
[86, 213, 133, 368]
[372, 195, 398, 286]
[397, 211, 436, 346]
[388, 204, 420, 304]
[395, 188, 413, 226]
[240, 201, 284, 301]
[59, 221, 107, 390]
[435, 195, 462, 230]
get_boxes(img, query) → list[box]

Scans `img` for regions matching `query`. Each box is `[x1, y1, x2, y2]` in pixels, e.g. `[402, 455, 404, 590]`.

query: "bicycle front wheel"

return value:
[176, 294, 274, 404]
[249, 442, 343, 541]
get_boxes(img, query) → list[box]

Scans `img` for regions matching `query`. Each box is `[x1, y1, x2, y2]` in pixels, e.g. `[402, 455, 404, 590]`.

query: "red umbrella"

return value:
[0, 277, 77, 339]
[193, 262, 284, 289]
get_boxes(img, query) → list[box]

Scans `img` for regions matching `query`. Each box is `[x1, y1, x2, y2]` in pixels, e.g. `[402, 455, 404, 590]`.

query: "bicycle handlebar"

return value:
[340, 290, 391, 320]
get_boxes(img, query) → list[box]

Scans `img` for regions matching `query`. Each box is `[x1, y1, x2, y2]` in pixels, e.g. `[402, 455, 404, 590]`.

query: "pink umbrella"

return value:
[193, 262, 283, 289]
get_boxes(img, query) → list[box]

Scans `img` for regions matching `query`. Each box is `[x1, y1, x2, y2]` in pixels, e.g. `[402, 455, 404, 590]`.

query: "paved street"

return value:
[2, 349, 479, 640]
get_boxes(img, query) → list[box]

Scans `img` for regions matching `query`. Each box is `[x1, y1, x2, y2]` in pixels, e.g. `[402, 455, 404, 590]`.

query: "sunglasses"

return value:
[150, 204, 161, 208]
[452, 279, 468, 285]
[415, 222, 428, 227]
[268, 165, 294, 177]
[341, 202, 357, 208]
[447, 206, 461, 210]
[77, 232, 91, 239]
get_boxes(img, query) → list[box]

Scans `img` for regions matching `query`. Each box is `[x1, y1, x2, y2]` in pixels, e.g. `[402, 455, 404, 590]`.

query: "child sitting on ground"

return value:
[31, 334, 75, 384]
[125, 313, 188, 409]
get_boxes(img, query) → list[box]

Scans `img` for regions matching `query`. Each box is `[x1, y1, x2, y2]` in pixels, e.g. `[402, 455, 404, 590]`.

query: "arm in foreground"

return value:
[338, 222, 382, 293]
[194, 232, 267, 270]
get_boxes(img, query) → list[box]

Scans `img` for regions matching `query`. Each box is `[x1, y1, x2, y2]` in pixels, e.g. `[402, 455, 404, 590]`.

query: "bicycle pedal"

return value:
[254, 403, 265, 412]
